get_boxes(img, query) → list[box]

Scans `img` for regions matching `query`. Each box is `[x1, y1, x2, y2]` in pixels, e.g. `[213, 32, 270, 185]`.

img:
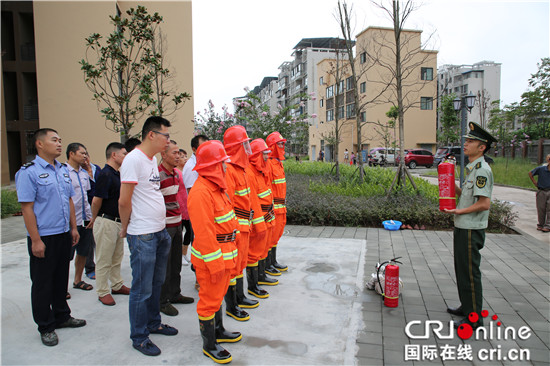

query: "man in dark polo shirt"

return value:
[88, 142, 130, 305]
[529, 154, 550, 232]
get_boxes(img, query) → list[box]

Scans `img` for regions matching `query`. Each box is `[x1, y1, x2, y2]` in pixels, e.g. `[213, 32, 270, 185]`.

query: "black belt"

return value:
[100, 213, 121, 222]
[234, 207, 254, 221]
[539, 187, 550, 191]
[216, 229, 237, 243]
[273, 197, 286, 204]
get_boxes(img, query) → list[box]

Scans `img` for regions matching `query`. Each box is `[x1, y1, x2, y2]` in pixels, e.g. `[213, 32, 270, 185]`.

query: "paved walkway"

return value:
[1, 216, 549, 364]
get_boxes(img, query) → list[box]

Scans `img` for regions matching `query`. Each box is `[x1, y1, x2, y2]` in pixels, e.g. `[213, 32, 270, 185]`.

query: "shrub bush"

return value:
[285, 170, 517, 233]
[1, 189, 20, 218]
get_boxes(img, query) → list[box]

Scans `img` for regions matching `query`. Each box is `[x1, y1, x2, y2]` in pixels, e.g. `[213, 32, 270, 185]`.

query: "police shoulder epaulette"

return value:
[21, 162, 34, 169]
[61, 162, 67, 167]
[475, 162, 482, 169]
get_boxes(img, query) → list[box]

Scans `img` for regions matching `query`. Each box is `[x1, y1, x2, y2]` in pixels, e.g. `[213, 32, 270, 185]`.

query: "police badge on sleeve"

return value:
[476, 176, 487, 188]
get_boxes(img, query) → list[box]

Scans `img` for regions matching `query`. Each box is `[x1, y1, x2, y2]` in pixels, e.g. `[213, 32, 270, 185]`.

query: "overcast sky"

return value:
[192, 0, 549, 114]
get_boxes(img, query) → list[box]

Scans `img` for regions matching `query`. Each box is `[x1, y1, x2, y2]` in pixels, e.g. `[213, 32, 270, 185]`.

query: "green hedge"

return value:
[1, 189, 20, 218]
[285, 167, 518, 233]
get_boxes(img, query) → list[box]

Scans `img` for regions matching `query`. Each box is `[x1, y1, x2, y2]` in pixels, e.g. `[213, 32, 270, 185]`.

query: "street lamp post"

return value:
[453, 92, 476, 187]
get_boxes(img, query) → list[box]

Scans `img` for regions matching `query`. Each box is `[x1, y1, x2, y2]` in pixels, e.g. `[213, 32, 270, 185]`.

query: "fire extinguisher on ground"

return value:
[438, 161, 456, 211]
[377, 257, 402, 308]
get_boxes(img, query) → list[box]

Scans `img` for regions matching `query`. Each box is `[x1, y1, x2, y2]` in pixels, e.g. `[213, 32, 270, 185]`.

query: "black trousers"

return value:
[160, 225, 183, 305]
[28, 232, 72, 334]
[182, 219, 193, 246]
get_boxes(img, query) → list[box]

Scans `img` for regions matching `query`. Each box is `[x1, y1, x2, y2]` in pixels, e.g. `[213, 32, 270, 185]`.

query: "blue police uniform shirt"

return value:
[15, 155, 75, 236]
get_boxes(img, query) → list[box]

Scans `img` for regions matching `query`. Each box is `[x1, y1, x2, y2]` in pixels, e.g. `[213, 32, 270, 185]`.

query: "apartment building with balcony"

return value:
[437, 61, 501, 130]
[311, 26, 438, 162]
[1, 1, 194, 184]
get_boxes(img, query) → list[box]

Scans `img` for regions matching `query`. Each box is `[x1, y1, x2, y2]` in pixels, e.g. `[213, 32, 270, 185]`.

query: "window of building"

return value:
[337, 106, 344, 119]
[346, 103, 356, 118]
[461, 84, 468, 94]
[420, 97, 433, 110]
[326, 85, 334, 98]
[337, 81, 344, 94]
[360, 112, 366, 122]
[320, 99, 324, 108]
[346, 76, 354, 91]
[360, 82, 366, 93]
[319, 76, 324, 85]
[360, 52, 366, 64]
[421, 67, 433, 81]
[326, 109, 334, 121]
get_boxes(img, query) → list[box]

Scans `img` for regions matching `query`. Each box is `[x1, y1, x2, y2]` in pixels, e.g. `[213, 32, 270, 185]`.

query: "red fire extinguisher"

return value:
[377, 257, 402, 308]
[438, 162, 456, 211]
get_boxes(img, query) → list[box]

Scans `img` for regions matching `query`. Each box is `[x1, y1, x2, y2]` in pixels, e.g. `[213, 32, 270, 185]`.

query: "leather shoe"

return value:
[160, 303, 179, 316]
[133, 338, 161, 356]
[99, 294, 116, 306]
[40, 331, 58, 346]
[112, 285, 130, 295]
[57, 317, 86, 329]
[171, 294, 194, 304]
[447, 306, 465, 316]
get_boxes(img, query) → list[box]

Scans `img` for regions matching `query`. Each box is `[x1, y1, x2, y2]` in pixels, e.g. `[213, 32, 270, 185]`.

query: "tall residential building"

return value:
[311, 26, 438, 162]
[437, 61, 501, 130]
[242, 38, 351, 154]
[1, 1, 194, 184]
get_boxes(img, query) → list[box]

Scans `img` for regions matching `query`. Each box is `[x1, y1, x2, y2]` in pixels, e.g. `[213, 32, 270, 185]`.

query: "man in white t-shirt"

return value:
[181, 134, 209, 193]
[119, 117, 178, 357]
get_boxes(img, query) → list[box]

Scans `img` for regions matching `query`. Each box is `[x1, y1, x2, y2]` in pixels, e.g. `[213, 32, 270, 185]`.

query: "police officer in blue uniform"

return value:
[16, 128, 87, 347]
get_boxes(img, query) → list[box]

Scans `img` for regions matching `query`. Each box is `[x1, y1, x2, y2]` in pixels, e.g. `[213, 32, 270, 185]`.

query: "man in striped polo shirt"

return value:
[159, 140, 194, 317]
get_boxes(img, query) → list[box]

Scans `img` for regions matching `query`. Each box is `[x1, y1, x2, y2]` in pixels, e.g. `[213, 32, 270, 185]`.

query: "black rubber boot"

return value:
[246, 266, 269, 298]
[216, 308, 242, 343]
[272, 246, 288, 272]
[199, 316, 232, 364]
[224, 284, 250, 321]
[258, 259, 278, 286]
[265, 249, 281, 276]
[236, 276, 259, 309]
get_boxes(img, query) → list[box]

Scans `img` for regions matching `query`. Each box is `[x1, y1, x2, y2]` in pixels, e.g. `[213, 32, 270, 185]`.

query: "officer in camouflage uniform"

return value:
[444, 122, 497, 328]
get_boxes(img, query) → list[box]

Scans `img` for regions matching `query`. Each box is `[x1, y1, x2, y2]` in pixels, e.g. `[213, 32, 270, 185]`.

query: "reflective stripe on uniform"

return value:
[252, 216, 265, 225]
[257, 189, 272, 198]
[272, 178, 286, 184]
[235, 188, 250, 196]
[191, 247, 222, 262]
[215, 210, 236, 224]
[238, 218, 250, 226]
[223, 249, 238, 260]
[274, 204, 286, 210]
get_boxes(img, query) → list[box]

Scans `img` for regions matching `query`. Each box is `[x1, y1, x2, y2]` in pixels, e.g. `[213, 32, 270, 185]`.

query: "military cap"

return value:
[464, 122, 497, 145]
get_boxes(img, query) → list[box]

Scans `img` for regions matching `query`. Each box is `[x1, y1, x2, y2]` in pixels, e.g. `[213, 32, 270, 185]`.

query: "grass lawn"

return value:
[424, 157, 539, 190]
[1, 189, 20, 218]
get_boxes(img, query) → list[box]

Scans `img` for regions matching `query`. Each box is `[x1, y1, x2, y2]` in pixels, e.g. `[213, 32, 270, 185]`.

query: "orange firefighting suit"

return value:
[267, 153, 286, 252]
[188, 175, 239, 319]
[247, 154, 275, 263]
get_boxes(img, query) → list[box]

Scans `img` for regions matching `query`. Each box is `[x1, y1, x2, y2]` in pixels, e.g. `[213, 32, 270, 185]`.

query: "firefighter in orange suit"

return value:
[246, 139, 278, 298]
[222, 126, 258, 321]
[266, 132, 288, 273]
[188, 140, 241, 364]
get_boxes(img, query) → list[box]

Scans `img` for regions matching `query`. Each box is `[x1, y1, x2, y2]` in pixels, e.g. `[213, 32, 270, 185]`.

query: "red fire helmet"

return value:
[193, 140, 230, 171]
[223, 125, 251, 148]
[250, 138, 271, 156]
[266, 131, 286, 147]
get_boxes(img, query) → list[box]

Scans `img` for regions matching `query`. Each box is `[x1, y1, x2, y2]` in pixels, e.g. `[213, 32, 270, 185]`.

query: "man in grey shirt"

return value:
[529, 154, 550, 232]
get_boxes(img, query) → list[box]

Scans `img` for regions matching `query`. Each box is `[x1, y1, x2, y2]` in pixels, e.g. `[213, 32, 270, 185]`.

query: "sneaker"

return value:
[149, 324, 178, 336]
[160, 303, 179, 316]
[171, 294, 194, 304]
[56, 317, 86, 329]
[133, 338, 161, 356]
[40, 331, 58, 346]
